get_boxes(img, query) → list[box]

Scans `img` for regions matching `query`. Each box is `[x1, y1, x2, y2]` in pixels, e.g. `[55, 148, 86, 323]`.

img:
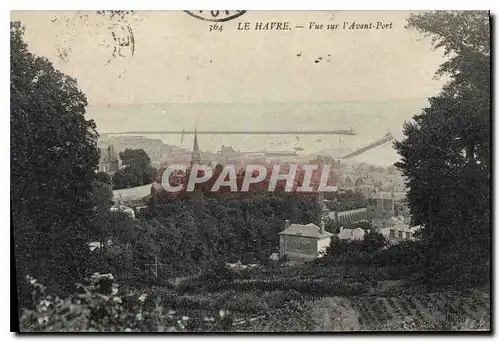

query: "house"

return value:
[369, 192, 395, 216]
[379, 223, 419, 244]
[279, 220, 333, 260]
[337, 227, 366, 241]
[356, 184, 374, 198]
[371, 216, 401, 229]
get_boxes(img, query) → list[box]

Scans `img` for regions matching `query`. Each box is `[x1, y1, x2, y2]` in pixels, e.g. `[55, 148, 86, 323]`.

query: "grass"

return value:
[153, 279, 490, 331]
[139, 262, 491, 332]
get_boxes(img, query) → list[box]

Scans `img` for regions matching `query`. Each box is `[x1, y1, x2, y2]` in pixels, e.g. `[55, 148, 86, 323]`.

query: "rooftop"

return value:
[337, 227, 366, 240]
[113, 184, 153, 202]
[279, 223, 333, 239]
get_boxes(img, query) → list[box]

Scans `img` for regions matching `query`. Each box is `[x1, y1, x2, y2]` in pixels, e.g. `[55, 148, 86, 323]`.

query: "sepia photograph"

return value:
[10, 9, 491, 332]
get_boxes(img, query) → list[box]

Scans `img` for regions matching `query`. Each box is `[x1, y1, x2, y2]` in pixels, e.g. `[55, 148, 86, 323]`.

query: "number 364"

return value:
[209, 24, 223, 32]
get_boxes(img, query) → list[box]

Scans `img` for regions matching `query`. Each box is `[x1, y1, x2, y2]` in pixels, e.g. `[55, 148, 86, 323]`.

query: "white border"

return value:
[3, 1, 498, 341]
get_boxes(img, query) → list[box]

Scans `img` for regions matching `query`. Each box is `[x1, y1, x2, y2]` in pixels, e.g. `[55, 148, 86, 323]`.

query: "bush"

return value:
[228, 292, 268, 314]
[343, 282, 367, 296]
[20, 276, 234, 332]
[360, 231, 387, 254]
[175, 276, 369, 297]
[370, 240, 423, 266]
[96, 172, 111, 184]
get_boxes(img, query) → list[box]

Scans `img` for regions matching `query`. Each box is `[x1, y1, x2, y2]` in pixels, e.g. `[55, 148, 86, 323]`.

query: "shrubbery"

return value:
[176, 275, 368, 297]
[19, 276, 234, 332]
[324, 230, 387, 263]
[370, 240, 423, 266]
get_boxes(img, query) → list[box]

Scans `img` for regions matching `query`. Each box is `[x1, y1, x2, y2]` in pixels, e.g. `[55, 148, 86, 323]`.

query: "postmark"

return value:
[184, 10, 247, 22]
[50, 11, 137, 76]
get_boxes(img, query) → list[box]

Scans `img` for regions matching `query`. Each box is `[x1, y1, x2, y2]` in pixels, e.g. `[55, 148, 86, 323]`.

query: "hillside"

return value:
[133, 261, 490, 332]
[98, 136, 187, 166]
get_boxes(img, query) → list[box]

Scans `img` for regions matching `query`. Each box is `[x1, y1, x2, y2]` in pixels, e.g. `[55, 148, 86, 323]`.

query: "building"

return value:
[369, 192, 395, 216]
[99, 145, 120, 174]
[379, 222, 419, 244]
[279, 220, 333, 260]
[337, 227, 366, 241]
[329, 208, 368, 224]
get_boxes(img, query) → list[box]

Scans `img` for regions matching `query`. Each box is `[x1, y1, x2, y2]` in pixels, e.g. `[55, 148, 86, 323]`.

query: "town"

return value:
[99, 131, 413, 249]
[252, 21, 291, 30]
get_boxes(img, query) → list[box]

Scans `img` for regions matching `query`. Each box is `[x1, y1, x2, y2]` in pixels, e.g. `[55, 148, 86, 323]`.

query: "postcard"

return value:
[11, 10, 491, 332]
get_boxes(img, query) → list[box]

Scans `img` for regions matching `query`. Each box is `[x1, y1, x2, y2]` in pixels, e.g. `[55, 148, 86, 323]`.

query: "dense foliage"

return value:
[20, 276, 233, 332]
[134, 194, 320, 279]
[324, 231, 387, 263]
[11, 22, 100, 309]
[394, 11, 490, 287]
[113, 148, 156, 189]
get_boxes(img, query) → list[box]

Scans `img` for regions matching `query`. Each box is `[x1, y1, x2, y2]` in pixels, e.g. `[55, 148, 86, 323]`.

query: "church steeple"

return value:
[191, 129, 201, 164]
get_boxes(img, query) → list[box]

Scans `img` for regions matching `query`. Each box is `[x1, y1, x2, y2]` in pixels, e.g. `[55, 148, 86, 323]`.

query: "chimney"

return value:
[285, 220, 290, 228]
[320, 217, 325, 234]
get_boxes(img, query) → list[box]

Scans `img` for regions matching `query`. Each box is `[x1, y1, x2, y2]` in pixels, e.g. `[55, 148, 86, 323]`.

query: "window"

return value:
[398, 231, 403, 238]
[406, 232, 411, 239]
[390, 229, 395, 237]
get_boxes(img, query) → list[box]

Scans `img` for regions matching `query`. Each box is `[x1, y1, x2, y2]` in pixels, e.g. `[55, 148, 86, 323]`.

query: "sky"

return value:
[11, 10, 447, 105]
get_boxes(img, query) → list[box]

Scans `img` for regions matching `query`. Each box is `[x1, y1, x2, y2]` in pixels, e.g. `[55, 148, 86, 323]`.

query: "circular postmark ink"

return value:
[184, 10, 247, 22]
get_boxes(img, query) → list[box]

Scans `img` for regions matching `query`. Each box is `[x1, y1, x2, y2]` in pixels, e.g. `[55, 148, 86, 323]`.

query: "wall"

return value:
[331, 207, 367, 224]
[281, 235, 317, 258]
[113, 183, 153, 202]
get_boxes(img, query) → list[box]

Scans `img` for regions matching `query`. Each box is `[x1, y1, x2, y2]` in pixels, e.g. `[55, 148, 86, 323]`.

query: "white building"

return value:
[379, 223, 420, 244]
[337, 227, 366, 241]
[279, 220, 333, 260]
[329, 208, 368, 224]
[112, 184, 153, 203]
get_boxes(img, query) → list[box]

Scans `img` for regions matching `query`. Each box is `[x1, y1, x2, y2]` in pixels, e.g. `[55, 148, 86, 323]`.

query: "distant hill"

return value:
[98, 136, 187, 167]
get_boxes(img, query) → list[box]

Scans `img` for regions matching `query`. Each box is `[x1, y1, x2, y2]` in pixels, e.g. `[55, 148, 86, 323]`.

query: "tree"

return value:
[394, 11, 490, 287]
[11, 21, 100, 307]
[360, 230, 386, 254]
[113, 149, 156, 189]
[119, 148, 151, 169]
[96, 171, 112, 184]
